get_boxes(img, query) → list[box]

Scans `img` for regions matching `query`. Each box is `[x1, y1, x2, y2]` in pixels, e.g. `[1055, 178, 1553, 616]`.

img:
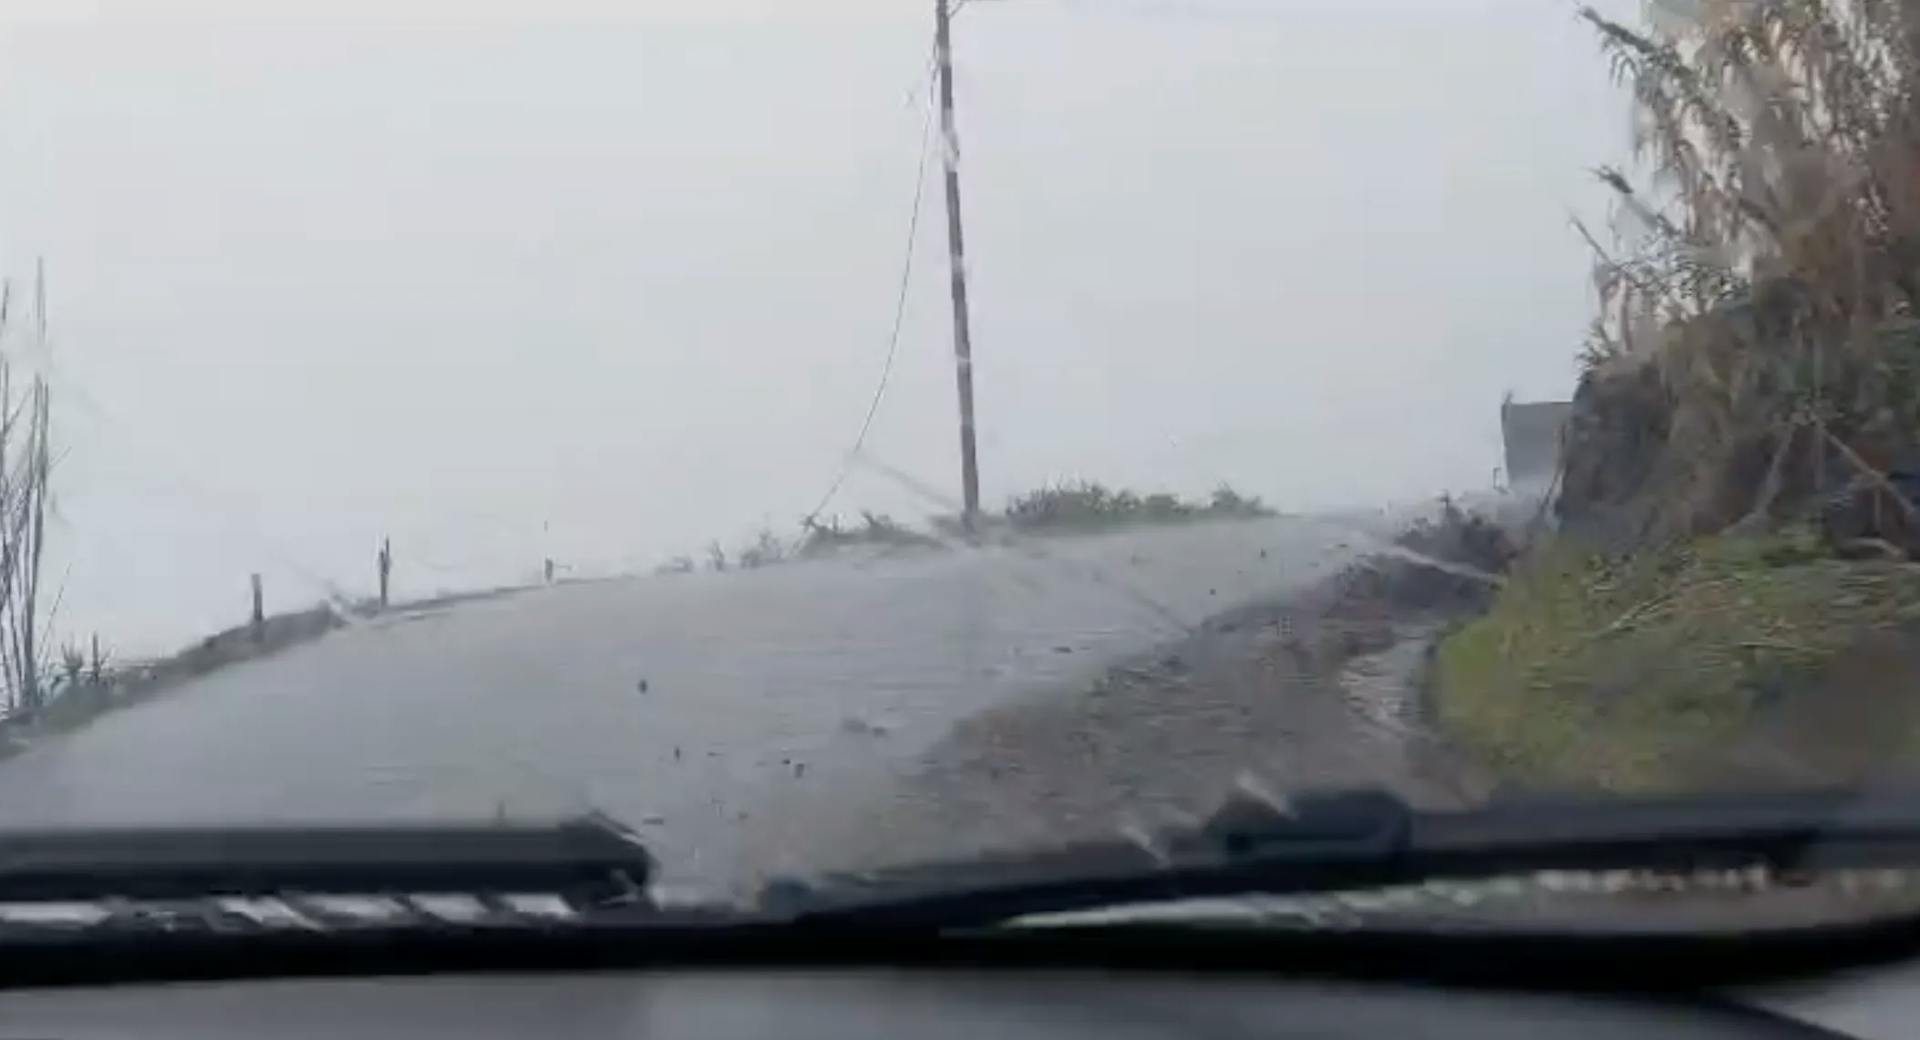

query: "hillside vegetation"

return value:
[1435, 0, 1920, 790]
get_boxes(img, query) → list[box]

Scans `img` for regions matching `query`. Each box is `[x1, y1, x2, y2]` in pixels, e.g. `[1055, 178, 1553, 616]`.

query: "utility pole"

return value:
[935, 0, 982, 529]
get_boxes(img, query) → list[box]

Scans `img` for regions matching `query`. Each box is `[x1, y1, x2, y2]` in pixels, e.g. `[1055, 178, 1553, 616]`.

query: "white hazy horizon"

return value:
[0, 0, 1630, 655]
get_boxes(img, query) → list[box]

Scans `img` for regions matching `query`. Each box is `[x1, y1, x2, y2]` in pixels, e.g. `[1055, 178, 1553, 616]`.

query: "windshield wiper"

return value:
[0, 815, 656, 901]
[0, 792, 1914, 990]
[3, 787, 1917, 930]
[770, 787, 1920, 928]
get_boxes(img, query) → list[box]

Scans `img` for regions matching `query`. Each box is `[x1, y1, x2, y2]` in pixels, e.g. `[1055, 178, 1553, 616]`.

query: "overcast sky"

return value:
[0, 0, 1631, 652]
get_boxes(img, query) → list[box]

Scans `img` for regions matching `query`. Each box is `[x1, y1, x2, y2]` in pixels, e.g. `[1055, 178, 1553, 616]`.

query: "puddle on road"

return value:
[1336, 623, 1439, 741]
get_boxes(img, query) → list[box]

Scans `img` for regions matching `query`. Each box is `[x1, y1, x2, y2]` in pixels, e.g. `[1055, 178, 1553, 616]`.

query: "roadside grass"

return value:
[799, 512, 942, 557]
[674, 482, 1281, 573]
[1002, 481, 1272, 534]
[1433, 527, 1920, 791]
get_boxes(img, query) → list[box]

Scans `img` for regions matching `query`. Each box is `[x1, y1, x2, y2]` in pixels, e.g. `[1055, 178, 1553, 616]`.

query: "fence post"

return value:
[378, 537, 392, 609]
[250, 572, 264, 643]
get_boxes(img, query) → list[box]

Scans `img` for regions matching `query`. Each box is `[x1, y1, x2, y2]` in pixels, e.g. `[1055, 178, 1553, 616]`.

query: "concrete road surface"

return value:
[0, 516, 1386, 892]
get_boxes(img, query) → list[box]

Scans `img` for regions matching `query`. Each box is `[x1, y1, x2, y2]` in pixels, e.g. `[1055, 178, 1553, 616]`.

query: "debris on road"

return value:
[841, 716, 891, 737]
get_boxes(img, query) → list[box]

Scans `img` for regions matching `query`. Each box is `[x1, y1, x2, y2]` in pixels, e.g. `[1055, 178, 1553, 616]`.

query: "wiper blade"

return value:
[772, 787, 1920, 928]
[0, 816, 655, 901]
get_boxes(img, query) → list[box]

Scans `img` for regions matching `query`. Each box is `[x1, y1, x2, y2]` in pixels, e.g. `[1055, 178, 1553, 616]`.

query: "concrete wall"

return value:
[1501, 399, 1572, 484]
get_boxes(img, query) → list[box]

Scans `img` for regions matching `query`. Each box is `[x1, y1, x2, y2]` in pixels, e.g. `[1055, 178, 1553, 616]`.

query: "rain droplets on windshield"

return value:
[0, 0, 1908, 894]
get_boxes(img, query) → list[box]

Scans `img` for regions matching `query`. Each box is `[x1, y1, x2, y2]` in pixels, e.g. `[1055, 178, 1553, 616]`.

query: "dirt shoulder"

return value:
[794, 570, 1492, 874]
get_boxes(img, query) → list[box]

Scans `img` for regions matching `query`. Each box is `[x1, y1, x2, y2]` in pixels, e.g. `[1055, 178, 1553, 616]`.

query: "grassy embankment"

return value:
[1435, 529, 1920, 791]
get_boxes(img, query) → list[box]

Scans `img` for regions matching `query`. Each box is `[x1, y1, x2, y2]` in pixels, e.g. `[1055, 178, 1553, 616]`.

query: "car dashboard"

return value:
[0, 964, 1909, 1040]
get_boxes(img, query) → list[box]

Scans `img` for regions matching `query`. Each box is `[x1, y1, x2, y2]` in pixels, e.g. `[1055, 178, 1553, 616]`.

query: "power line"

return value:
[801, 81, 939, 527]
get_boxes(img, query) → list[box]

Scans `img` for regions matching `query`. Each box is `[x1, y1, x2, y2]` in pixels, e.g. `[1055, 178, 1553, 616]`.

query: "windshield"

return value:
[0, 0, 1911, 915]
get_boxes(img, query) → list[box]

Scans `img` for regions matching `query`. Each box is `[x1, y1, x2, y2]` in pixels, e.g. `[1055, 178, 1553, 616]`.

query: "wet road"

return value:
[0, 517, 1378, 889]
